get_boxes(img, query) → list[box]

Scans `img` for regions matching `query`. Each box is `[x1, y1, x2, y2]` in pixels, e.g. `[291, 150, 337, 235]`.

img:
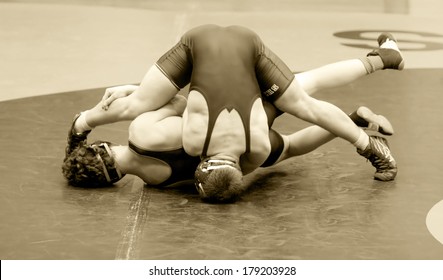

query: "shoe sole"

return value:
[374, 172, 397, 181]
[357, 106, 394, 135]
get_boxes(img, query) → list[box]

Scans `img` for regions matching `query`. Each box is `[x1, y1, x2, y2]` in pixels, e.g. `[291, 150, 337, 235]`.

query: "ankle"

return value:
[353, 129, 370, 151]
[360, 56, 384, 73]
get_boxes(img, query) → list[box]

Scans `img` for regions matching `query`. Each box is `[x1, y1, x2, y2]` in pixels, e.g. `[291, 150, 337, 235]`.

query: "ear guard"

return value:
[91, 141, 124, 183]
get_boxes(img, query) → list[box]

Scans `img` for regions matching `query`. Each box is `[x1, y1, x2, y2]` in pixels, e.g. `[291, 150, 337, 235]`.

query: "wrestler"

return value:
[66, 25, 402, 198]
[63, 94, 394, 202]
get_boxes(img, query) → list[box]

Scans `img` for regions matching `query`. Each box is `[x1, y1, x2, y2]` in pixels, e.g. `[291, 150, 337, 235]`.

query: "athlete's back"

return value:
[181, 25, 271, 171]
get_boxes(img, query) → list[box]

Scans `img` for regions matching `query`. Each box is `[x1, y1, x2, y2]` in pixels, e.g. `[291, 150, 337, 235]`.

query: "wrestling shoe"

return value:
[349, 106, 394, 135]
[367, 32, 404, 70]
[65, 113, 91, 158]
[357, 136, 397, 181]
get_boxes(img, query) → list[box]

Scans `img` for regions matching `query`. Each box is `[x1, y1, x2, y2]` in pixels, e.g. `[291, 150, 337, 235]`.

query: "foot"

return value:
[367, 32, 404, 70]
[357, 136, 398, 181]
[64, 113, 91, 159]
[350, 106, 394, 135]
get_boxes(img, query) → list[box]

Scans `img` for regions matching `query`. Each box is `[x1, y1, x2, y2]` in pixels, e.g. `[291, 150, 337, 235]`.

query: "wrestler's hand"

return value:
[101, 84, 139, 110]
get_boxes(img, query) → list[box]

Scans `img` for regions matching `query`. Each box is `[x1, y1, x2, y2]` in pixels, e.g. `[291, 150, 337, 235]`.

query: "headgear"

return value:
[194, 158, 240, 196]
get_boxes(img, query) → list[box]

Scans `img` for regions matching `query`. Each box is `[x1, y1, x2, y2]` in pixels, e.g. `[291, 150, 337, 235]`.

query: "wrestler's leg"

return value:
[294, 58, 396, 135]
[270, 35, 400, 180]
[279, 126, 334, 160]
[65, 38, 192, 160]
[80, 65, 179, 131]
[264, 33, 402, 149]
[295, 59, 367, 95]
[296, 33, 403, 95]
[271, 83, 398, 181]
[270, 105, 397, 180]
[274, 78, 365, 146]
[72, 36, 192, 135]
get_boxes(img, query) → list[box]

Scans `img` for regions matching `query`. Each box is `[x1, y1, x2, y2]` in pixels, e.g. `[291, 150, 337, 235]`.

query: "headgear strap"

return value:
[102, 142, 123, 179]
[95, 153, 112, 183]
[92, 142, 124, 183]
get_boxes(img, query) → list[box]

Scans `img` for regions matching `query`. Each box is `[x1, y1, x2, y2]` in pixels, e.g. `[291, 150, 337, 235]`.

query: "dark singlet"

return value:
[128, 141, 200, 187]
[156, 24, 294, 158]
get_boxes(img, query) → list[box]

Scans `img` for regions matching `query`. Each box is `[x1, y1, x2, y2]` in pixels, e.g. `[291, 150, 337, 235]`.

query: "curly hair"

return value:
[62, 141, 121, 188]
[197, 167, 246, 203]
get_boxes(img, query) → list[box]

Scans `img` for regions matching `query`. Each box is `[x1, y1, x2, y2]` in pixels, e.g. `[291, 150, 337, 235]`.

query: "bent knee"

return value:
[128, 121, 143, 147]
[128, 115, 157, 148]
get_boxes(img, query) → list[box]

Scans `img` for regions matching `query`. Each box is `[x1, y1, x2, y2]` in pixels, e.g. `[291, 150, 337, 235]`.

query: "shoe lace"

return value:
[368, 138, 396, 173]
[359, 136, 396, 172]
[366, 154, 393, 172]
